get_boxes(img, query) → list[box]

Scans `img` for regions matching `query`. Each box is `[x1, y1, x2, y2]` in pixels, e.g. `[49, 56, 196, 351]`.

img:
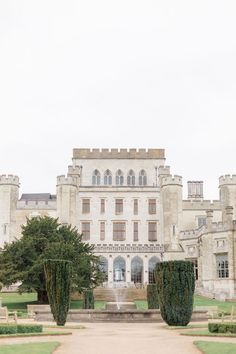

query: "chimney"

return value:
[187, 181, 203, 199]
[206, 209, 213, 230]
[223, 206, 233, 227]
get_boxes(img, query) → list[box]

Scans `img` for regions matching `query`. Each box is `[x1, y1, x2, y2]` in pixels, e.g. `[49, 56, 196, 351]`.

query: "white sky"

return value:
[0, 1, 236, 199]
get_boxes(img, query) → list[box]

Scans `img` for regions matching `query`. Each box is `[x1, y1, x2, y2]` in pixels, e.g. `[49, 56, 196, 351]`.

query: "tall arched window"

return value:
[148, 256, 160, 284]
[92, 170, 101, 185]
[116, 170, 124, 186]
[127, 170, 135, 186]
[104, 170, 112, 185]
[139, 170, 147, 186]
[113, 256, 126, 282]
[99, 256, 108, 282]
[131, 256, 143, 284]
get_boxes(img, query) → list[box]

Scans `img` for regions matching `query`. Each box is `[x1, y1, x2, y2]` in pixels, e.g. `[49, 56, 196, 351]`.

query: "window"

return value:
[133, 222, 139, 241]
[133, 199, 138, 215]
[113, 222, 126, 241]
[127, 170, 135, 186]
[148, 199, 156, 214]
[197, 216, 206, 228]
[148, 222, 157, 241]
[148, 256, 159, 283]
[81, 222, 90, 241]
[100, 222, 105, 240]
[82, 199, 90, 214]
[131, 257, 143, 284]
[189, 258, 198, 280]
[92, 170, 101, 185]
[216, 254, 229, 278]
[113, 256, 126, 281]
[104, 170, 112, 185]
[100, 199, 105, 213]
[115, 199, 123, 214]
[139, 170, 147, 186]
[116, 170, 124, 185]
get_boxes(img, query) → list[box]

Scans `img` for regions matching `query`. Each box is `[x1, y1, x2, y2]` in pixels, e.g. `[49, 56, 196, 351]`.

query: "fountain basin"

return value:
[105, 302, 137, 311]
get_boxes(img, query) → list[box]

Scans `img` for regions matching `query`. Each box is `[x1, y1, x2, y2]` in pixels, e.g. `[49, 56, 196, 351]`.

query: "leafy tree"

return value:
[0, 216, 103, 303]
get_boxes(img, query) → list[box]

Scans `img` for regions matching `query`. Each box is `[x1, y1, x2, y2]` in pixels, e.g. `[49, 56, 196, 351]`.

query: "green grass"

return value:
[0, 331, 72, 338]
[1, 293, 106, 312]
[0, 342, 59, 354]
[135, 300, 148, 310]
[166, 324, 207, 330]
[194, 341, 236, 354]
[181, 329, 236, 337]
[45, 324, 86, 329]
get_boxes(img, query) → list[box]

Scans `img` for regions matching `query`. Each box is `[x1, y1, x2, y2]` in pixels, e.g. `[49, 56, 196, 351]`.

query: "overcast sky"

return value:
[0, 1, 236, 199]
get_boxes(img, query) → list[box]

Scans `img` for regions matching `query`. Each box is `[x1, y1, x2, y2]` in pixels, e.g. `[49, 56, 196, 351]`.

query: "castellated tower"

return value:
[219, 175, 236, 220]
[0, 175, 19, 247]
[159, 167, 183, 253]
[56, 175, 78, 227]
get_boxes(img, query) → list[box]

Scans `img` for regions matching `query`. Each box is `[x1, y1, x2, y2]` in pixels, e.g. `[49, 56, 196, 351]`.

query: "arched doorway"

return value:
[148, 256, 160, 283]
[131, 256, 143, 284]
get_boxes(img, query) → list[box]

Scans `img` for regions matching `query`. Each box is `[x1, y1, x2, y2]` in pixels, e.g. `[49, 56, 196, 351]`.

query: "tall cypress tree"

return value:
[44, 259, 72, 326]
[155, 260, 195, 326]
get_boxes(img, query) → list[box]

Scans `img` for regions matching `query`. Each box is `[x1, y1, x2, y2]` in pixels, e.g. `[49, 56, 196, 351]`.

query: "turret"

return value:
[159, 171, 183, 247]
[0, 175, 19, 246]
[56, 175, 78, 226]
[219, 175, 236, 219]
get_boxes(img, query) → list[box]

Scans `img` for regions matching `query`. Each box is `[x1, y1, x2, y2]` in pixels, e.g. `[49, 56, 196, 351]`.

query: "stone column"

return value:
[108, 255, 113, 288]
[126, 255, 131, 285]
[143, 255, 149, 285]
[206, 210, 213, 230]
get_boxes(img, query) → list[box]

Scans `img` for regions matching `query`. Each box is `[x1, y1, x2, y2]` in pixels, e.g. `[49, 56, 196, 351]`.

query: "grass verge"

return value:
[0, 331, 72, 338]
[166, 324, 207, 330]
[194, 340, 236, 354]
[0, 341, 60, 354]
[181, 329, 236, 337]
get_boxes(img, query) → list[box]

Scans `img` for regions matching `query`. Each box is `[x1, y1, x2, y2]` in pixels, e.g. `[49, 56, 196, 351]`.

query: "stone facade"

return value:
[1, 148, 236, 298]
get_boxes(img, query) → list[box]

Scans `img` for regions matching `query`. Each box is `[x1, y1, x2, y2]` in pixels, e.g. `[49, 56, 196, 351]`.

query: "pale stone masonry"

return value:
[1, 148, 236, 299]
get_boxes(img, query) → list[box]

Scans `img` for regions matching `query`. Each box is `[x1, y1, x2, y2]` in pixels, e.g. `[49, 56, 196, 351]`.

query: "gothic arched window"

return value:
[139, 170, 147, 186]
[92, 169, 101, 185]
[131, 256, 143, 284]
[104, 170, 112, 185]
[113, 256, 126, 282]
[148, 256, 160, 284]
[116, 170, 124, 186]
[127, 170, 135, 186]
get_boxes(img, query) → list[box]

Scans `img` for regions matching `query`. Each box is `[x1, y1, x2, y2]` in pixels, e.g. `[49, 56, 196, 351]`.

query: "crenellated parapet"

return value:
[219, 175, 236, 186]
[57, 175, 78, 187]
[161, 175, 182, 187]
[158, 165, 170, 176]
[0, 175, 19, 186]
[73, 148, 165, 159]
[67, 165, 81, 176]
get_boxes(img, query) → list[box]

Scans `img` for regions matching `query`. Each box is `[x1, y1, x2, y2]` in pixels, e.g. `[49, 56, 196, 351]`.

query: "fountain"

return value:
[105, 275, 137, 311]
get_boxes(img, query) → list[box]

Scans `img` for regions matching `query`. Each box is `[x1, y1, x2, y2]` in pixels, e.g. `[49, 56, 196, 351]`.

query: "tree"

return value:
[155, 260, 195, 326]
[0, 216, 103, 303]
[44, 259, 72, 326]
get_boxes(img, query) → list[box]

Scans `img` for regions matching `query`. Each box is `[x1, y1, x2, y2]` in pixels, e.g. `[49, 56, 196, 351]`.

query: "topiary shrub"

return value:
[155, 260, 195, 326]
[83, 289, 94, 309]
[147, 284, 159, 309]
[44, 259, 72, 326]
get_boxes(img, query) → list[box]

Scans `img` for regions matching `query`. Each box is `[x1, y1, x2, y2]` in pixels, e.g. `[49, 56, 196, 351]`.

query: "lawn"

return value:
[1, 292, 105, 313]
[181, 330, 236, 337]
[194, 341, 236, 354]
[0, 342, 59, 354]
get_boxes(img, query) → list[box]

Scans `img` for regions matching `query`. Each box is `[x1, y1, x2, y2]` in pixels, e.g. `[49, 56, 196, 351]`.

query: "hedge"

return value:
[147, 284, 159, 309]
[155, 260, 195, 326]
[0, 324, 42, 335]
[209, 323, 236, 333]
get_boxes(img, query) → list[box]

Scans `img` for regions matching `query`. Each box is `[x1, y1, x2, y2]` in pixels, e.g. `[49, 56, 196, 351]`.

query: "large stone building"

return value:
[1, 148, 236, 299]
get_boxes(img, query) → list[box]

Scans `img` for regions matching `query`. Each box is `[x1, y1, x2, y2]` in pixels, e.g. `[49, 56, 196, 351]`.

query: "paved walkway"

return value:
[2, 321, 236, 354]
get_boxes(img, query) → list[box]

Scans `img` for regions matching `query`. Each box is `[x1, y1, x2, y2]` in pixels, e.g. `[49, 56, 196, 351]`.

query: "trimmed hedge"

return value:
[83, 289, 94, 309]
[44, 259, 72, 326]
[155, 260, 195, 326]
[209, 323, 236, 333]
[0, 324, 42, 335]
[147, 284, 159, 309]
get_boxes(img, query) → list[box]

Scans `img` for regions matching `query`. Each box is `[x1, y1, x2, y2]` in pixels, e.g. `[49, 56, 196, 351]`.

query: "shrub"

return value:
[155, 260, 195, 326]
[17, 324, 43, 333]
[208, 323, 236, 333]
[147, 284, 159, 309]
[83, 289, 94, 309]
[44, 259, 72, 326]
[0, 324, 17, 334]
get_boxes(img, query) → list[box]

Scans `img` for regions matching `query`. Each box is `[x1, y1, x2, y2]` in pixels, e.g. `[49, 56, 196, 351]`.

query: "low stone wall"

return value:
[35, 309, 207, 323]
[71, 288, 147, 301]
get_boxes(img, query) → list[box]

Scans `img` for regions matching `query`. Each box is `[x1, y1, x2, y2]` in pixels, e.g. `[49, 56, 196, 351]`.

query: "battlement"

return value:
[57, 175, 78, 186]
[219, 175, 236, 186]
[0, 175, 19, 186]
[158, 165, 170, 176]
[161, 175, 182, 187]
[73, 148, 165, 159]
[67, 165, 81, 176]
[183, 199, 221, 210]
